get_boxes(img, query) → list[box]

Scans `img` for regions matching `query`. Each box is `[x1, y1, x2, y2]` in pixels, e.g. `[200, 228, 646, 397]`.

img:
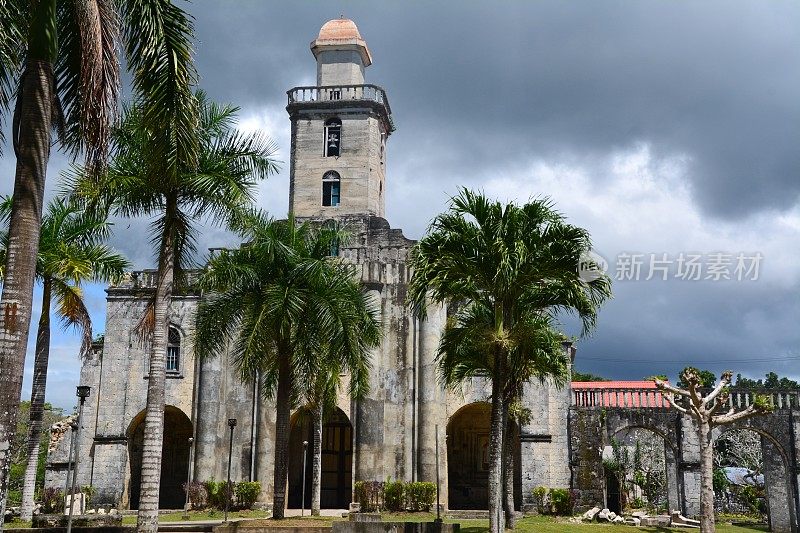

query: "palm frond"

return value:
[56, 0, 120, 166]
[0, 0, 26, 154]
[120, 0, 199, 177]
[51, 278, 93, 359]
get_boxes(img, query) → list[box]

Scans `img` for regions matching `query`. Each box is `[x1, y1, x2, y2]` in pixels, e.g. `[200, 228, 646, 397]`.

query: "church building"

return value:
[45, 18, 573, 512]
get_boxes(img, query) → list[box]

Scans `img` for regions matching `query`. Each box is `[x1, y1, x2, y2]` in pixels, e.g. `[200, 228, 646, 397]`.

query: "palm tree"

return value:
[0, 197, 129, 521]
[408, 189, 611, 533]
[0, 1, 197, 520]
[67, 94, 277, 531]
[194, 211, 380, 519]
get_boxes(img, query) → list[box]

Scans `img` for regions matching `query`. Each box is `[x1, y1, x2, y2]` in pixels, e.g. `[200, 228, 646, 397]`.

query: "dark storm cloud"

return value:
[187, 0, 800, 383]
[193, 0, 800, 219]
[570, 279, 800, 382]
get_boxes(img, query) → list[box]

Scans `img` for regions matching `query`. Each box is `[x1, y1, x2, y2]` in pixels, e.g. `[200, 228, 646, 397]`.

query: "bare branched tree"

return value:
[654, 368, 772, 533]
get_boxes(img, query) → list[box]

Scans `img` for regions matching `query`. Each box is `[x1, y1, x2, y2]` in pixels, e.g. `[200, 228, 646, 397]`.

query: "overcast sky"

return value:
[4, 0, 799, 410]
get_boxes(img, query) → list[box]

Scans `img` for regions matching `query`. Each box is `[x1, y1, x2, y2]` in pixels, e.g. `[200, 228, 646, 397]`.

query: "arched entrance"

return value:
[713, 427, 797, 532]
[446, 402, 521, 510]
[288, 407, 352, 509]
[128, 406, 193, 510]
[604, 427, 674, 514]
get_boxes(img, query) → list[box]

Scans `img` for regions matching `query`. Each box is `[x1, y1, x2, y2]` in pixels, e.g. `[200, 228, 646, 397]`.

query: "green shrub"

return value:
[406, 482, 436, 512]
[629, 496, 646, 509]
[204, 479, 235, 510]
[235, 481, 261, 509]
[549, 488, 576, 516]
[41, 487, 64, 514]
[532, 486, 549, 514]
[6, 489, 21, 506]
[81, 485, 96, 507]
[383, 480, 405, 511]
[713, 468, 730, 494]
[354, 480, 384, 512]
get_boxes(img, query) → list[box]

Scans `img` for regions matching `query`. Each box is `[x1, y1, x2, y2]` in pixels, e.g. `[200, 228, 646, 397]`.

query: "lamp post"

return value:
[63, 422, 78, 508]
[301, 440, 309, 517]
[225, 419, 237, 523]
[67, 385, 90, 533]
[182, 437, 194, 520]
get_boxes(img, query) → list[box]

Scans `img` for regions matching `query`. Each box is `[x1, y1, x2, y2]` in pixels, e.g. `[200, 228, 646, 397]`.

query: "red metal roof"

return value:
[571, 380, 670, 408]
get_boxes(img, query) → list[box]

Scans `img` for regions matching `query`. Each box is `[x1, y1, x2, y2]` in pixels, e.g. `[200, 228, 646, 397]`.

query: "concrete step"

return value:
[445, 510, 489, 519]
[158, 524, 215, 532]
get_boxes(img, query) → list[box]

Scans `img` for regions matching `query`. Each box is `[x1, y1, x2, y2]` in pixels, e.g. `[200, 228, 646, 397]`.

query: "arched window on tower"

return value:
[322, 171, 341, 207]
[166, 326, 181, 373]
[324, 118, 341, 157]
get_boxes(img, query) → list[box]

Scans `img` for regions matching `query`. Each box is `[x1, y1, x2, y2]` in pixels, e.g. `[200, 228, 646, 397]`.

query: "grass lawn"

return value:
[54, 511, 766, 532]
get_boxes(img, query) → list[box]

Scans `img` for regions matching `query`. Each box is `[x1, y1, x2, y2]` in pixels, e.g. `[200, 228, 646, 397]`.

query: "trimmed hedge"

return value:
[354, 480, 437, 512]
[235, 481, 261, 509]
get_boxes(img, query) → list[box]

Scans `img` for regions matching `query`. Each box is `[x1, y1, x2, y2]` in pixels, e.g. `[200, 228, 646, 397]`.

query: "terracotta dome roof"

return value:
[318, 18, 362, 41]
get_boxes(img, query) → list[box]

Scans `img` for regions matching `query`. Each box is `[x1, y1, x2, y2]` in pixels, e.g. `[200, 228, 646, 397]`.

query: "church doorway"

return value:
[446, 402, 523, 511]
[288, 407, 353, 509]
[127, 406, 192, 510]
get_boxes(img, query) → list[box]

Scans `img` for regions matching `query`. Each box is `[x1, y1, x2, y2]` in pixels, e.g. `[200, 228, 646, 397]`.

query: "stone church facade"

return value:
[45, 18, 572, 511]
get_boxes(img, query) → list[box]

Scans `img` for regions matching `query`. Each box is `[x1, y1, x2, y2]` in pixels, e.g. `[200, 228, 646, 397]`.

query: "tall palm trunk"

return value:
[698, 421, 715, 533]
[0, 37, 55, 525]
[272, 345, 292, 519]
[503, 415, 516, 529]
[488, 357, 506, 533]
[137, 222, 175, 533]
[311, 402, 322, 516]
[20, 279, 53, 521]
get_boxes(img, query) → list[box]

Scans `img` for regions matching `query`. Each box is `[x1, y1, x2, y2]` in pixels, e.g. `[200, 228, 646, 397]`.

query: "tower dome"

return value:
[318, 18, 363, 41]
[311, 17, 372, 69]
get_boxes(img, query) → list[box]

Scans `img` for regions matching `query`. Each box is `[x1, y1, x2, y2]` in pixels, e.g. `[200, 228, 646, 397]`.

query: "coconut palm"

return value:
[0, 196, 129, 521]
[194, 211, 380, 519]
[66, 94, 277, 531]
[0, 1, 198, 519]
[408, 189, 611, 533]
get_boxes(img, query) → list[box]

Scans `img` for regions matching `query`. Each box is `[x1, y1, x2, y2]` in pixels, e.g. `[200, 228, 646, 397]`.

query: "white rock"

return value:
[582, 506, 601, 521]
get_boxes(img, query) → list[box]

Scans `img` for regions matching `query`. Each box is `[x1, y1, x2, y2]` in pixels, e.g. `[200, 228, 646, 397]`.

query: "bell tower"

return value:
[287, 18, 394, 220]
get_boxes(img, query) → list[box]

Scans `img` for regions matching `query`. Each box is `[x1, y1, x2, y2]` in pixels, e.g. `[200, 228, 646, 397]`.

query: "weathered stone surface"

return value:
[581, 506, 601, 521]
[569, 402, 799, 529]
[332, 522, 460, 533]
[670, 511, 699, 527]
[32, 513, 123, 528]
[640, 516, 671, 527]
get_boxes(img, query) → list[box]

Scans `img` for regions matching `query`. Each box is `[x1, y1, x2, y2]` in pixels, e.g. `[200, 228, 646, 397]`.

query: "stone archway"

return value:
[127, 406, 192, 510]
[446, 402, 521, 511]
[606, 426, 678, 514]
[713, 426, 797, 533]
[287, 407, 352, 509]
